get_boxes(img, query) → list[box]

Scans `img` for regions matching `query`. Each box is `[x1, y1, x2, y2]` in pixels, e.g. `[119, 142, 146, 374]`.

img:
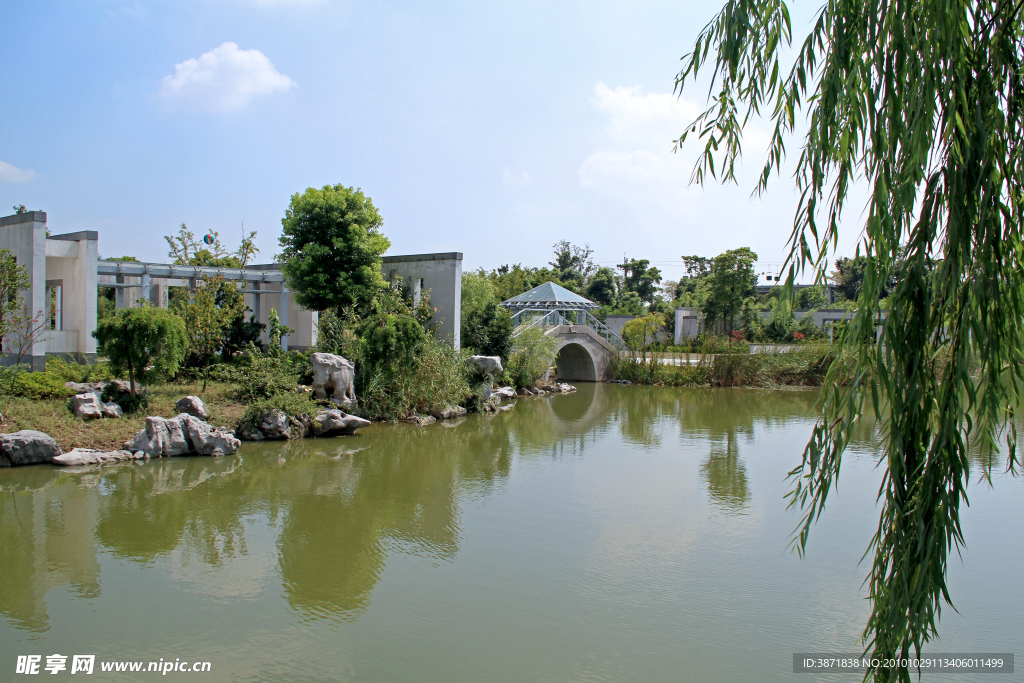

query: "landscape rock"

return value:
[125, 414, 239, 458]
[431, 404, 468, 420]
[101, 401, 123, 418]
[311, 409, 371, 437]
[493, 386, 517, 399]
[0, 430, 62, 467]
[480, 383, 493, 403]
[311, 353, 357, 409]
[517, 387, 535, 396]
[53, 449, 144, 467]
[107, 379, 147, 397]
[402, 414, 437, 426]
[466, 355, 503, 379]
[65, 381, 104, 396]
[70, 393, 104, 420]
[257, 409, 292, 440]
[237, 423, 265, 441]
[175, 396, 209, 420]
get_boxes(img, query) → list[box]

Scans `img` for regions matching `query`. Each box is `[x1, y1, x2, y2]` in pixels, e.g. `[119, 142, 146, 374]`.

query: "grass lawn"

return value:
[0, 380, 249, 452]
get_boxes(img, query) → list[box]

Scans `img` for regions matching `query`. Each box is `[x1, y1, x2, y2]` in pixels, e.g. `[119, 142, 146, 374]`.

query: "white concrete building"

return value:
[0, 211, 462, 369]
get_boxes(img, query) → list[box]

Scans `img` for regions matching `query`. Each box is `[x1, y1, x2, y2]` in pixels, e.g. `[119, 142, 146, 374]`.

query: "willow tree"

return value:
[675, 0, 1024, 679]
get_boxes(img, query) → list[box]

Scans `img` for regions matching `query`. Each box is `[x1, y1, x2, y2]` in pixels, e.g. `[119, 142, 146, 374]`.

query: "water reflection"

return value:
[701, 433, 750, 512]
[0, 385, 894, 633]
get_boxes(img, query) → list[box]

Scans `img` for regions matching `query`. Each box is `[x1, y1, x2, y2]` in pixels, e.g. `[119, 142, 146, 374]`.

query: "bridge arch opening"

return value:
[555, 342, 598, 382]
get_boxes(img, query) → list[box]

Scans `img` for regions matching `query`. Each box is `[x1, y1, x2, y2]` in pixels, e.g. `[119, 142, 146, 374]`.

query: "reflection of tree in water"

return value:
[268, 420, 521, 622]
[700, 432, 750, 512]
[0, 469, 103, 632]
[0, 384, 904, 633]
[96, 457, 246, 566]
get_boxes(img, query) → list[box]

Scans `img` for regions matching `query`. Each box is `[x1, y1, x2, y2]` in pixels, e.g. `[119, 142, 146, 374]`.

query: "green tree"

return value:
[700, 248, 757, 336]
[676, 0, 1024, 677]
[278, 184, 390, 316]
[177, 276, 244, 391]
[0, 249, 31, 347]
[93, 306, 187, 397]
[461, 270, 498, 322]
[267, 308, 295, 355]
[585, 267, 617, 306]
[166, 223, 258, 268]
[616, 258, 663, 304]
[549, 240, 595, 286]
[461, 302, 514, 360]
[622, 313, 666, 351]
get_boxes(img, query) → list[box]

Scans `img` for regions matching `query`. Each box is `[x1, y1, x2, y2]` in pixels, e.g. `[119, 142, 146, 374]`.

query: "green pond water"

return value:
[1, 384, 1021, 682]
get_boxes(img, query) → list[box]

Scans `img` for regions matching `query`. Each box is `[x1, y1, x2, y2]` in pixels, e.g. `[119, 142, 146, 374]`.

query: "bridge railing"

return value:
[511, 308, 626, 352]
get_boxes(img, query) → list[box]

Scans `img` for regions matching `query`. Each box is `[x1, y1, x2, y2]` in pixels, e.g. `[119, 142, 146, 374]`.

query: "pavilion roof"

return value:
[500, 281, 598, 310]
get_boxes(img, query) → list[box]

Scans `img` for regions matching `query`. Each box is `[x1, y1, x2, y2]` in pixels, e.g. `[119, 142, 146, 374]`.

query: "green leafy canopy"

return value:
[279, 184, 391, 315]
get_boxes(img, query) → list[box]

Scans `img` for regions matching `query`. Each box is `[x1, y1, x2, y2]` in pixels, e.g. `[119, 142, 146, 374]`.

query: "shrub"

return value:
[316, 309, 361, 360]
[506, 327, 559, 389]
[233, 343, 299, 402]
[622, 313, 667, 351]
[357, 311, 426, 379]
[93, 305, 187, 396]
[238, 392, 324, 437]
[461, 302, 513, 360]
[3, 369, 76, 400]
[358, 334, 472, 421]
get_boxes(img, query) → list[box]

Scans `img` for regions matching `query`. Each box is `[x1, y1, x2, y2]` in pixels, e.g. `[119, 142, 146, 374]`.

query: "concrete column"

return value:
[115, 275, 125, 309]
[141, 272, 151, 307]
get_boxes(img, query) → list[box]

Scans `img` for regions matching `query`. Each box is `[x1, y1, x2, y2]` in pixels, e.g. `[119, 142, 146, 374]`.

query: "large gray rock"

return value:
[70, 393, 104, 420]
[257, 409, 291, 440]
[175, 396, 209, 420]
[53, 449, 144, 467]
[126, 414, 239, 458]
[402, 414, 436, 426]
[65, 381, 104, 396]
[236, 423, 265, 441]
[311, 409, 370, 437]
[493, 386, 517, 399]
[431, 404, 468, 420]
[107, 379, 147, 397]
[101, 401, 123, 418]
[311, 353, 357, 409]
[0, 430, 62, 466]
[466, 355, 503, 378]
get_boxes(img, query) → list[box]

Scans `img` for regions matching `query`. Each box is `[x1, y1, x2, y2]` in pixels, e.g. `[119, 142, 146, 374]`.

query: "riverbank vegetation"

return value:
[611, 345, 850, 388]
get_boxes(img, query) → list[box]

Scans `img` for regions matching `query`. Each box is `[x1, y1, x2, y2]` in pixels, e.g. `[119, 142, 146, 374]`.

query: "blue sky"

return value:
[0, 0, 865, 282]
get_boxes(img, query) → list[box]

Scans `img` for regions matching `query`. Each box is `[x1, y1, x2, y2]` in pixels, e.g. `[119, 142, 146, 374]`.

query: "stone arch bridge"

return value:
[502, 282, 625, 382]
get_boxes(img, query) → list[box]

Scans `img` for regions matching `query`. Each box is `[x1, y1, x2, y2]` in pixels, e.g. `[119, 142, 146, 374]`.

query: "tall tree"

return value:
[278, 184, 390, 316]
[700, 248, 757, 336]
[616, 258, 663, 304]
[676, 0, 1024, 679]
[549, 240, 595, 285]
[585, 267, 617, 306]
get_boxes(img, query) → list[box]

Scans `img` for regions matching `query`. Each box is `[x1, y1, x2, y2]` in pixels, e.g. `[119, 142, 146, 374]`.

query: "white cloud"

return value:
[0, 160, 36, 183]
[502, 168, 532, 186]
[160, 42, 296, 112]
[578, 83, 697, 198]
